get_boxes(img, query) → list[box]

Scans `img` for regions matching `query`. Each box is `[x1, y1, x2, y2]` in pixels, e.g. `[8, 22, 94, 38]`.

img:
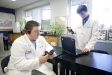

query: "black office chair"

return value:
[1, 55, 11, 74]
[32, 70, 46, 75]
[90, 50, 109, 54]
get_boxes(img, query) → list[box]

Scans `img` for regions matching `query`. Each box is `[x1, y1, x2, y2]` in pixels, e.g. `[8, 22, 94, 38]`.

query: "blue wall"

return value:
[0, 7, 15, 15]
[0, 7, 15, 36]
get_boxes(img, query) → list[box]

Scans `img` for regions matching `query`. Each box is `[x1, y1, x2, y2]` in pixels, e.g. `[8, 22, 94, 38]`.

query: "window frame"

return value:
[25, 5, 51, 22]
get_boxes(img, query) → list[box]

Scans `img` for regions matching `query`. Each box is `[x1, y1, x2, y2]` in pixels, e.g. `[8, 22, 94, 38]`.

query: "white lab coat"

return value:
[73, 17, 99, 50]
[5, 34, 56, 75]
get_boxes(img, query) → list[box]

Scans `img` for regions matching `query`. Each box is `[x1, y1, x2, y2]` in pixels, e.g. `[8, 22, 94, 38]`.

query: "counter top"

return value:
[10, 33, 58, 37]
[97, 40, 112, 43]
[12, 33, 24, 35]
[40, 34, 58, 36]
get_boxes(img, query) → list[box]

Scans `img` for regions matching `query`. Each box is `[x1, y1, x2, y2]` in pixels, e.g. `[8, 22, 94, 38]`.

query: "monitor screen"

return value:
[41, 19, 50, 31]
[61, 37, 76, 55]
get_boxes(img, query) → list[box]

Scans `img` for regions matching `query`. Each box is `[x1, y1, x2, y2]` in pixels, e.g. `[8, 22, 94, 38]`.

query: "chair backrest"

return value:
[32, 70, 46, 75]
[90, 50, 109, 54]
[1, 55, 11, 74]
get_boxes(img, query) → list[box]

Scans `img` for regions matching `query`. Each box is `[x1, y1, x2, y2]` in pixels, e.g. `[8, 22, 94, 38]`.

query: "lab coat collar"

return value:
[82, 16, 92, 27]
[82, 14, 90, 25]
[24, 34, 36, 52]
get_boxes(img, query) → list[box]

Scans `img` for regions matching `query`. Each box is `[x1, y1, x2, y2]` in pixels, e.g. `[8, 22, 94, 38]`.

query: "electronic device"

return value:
[61, 36, 88, 56]
[67, 27, 74, 34]
[44, 50, 54, 56]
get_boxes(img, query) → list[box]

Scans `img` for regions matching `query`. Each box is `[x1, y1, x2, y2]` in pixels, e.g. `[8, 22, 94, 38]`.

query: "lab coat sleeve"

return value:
[85, 20, 99, 50]
[41, 36, 57, 57]
[11, 41, 40, 71]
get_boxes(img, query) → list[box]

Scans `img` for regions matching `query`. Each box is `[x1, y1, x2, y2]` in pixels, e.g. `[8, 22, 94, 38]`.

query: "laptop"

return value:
[61, 36, 87, 56]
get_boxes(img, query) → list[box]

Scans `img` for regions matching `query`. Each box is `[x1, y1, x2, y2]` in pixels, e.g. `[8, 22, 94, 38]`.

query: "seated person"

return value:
[5, 21, 56, 75]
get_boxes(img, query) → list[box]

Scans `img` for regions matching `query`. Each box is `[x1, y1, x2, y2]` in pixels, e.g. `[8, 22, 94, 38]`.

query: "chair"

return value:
[1, 55, 11, 74]
[32, 70, 46, 75]
[90, 50, 109, 54]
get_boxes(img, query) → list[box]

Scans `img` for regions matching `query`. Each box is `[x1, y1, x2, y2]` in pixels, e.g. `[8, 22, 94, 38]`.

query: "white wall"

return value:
[50, 0, 69, 24]
[15, 0, 51, 22]
[50, 0, 70, 47]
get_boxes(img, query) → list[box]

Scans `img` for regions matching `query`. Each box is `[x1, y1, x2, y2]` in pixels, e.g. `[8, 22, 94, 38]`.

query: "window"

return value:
[33, 8, 41, 24]
[71, 0, 87, 27]
[92, 0, 112, 29]
[71, 5, 81, 27]
[25, 10, 33, 21]
[42, 6, 51, 20]
[25, 5, 51, 24]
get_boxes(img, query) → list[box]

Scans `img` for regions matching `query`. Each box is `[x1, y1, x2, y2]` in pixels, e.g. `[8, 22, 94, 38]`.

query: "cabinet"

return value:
[9, 34, 58, 46]
[13, 34, 23, 42]
[8, 34, 13, 44]
[8, 34, 23, 44]
[43, 36, 58, 46]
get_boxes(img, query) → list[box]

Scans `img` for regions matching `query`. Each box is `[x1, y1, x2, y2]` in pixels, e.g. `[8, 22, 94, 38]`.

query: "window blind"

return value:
[71, 0, 87, 6]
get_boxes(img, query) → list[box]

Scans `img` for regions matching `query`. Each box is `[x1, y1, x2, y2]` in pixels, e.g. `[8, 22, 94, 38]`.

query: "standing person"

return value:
[6, 21, 56, 75]
[67, 5, 99, 53]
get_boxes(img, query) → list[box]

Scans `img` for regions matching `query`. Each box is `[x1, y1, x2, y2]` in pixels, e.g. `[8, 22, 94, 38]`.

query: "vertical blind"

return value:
[33, 8, 41, 24]
[71, 0, 87, 6]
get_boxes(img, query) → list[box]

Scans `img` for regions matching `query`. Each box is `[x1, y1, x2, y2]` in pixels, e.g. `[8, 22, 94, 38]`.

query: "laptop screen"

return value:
[61, 37, 76, 55]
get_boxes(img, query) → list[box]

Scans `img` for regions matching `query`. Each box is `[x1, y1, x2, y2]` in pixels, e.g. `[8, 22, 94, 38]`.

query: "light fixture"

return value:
[11, 0, 16, 1]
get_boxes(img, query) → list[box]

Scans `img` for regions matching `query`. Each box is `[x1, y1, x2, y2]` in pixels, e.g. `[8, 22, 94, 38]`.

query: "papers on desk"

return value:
[50, 42, 56, 46]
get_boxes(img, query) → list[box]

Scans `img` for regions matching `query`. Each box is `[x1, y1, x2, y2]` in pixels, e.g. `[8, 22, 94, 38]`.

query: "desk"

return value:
[58, 52, 112, 75]
[48, 46, 62, 75]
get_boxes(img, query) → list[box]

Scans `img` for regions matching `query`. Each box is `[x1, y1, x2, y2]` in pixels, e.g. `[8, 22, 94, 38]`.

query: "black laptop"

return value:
[61, 36, 87, 56]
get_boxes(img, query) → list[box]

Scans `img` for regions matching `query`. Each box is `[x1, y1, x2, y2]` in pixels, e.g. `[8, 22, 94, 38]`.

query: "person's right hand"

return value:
[67, 27, 72, 31]
[39, 54, 49, 64]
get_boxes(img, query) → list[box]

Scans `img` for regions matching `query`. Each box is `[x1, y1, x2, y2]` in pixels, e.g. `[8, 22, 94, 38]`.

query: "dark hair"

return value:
[77, 5, 88, 14]
[25, 20, 40, 31]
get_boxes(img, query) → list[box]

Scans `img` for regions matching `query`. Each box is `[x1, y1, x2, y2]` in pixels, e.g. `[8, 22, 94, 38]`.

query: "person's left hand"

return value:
[82, 48, 89, 53]
[48, 54, 54, 59]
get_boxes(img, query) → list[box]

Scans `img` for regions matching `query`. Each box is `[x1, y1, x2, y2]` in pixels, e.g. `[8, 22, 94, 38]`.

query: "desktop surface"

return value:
[58, 52, 112, 75]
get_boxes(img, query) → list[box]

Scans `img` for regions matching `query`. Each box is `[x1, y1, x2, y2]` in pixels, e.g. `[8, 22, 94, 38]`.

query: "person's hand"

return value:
[39, 54, 49, 64]
[67, 27, 72, 31]
[48, 54, 54, 59]
[82, 48, 89, 53]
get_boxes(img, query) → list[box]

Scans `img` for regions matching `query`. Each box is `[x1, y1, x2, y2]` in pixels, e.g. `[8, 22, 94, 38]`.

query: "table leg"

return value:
[53, 62, 58, 75]
[6, 40, 8, 50]
[76, 72, 82, 75]
[60, 62, 65, 75]
[71, 71, 75, 75]
[66, 69, 69, 75]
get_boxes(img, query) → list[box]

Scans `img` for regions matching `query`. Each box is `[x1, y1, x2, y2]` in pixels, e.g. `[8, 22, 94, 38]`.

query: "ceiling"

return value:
[0, 0, 42, 9]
